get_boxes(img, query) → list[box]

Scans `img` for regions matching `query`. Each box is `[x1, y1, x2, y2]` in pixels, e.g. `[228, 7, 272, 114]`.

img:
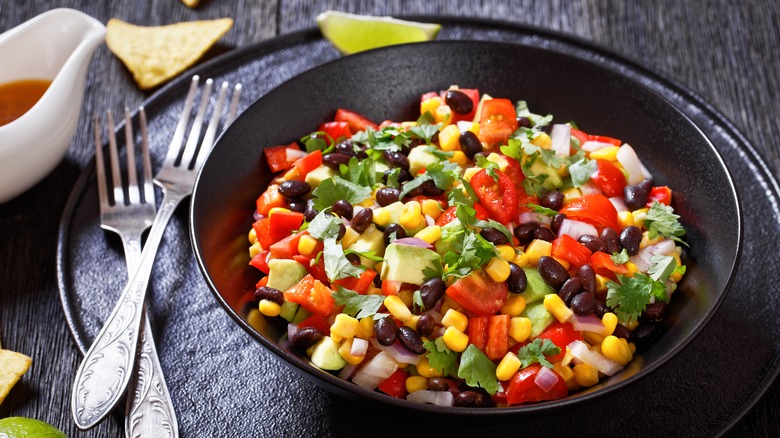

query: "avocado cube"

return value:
[267, 259, 308, 292]
[309, 336, 347, 371]
[305, 165, 337, 189]
[408, 145, 440, 175]
[380, 242, 442, 285]
[522, 302, 555, 337]
[522, 267, 556, 304]
[346, 224, 385, 269]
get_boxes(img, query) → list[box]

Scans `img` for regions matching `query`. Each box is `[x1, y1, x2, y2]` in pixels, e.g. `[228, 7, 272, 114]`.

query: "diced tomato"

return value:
[256, 184, 287, 216]
[445, 270, 508, 317]
[468, 316, 489, 351]
[435, 203, 489, 227]
[255, 276, 269, 288]
[470, 168, 518, 225]
[298, 313, 330, 336]
[264, 142, 301, 173]
[378, 368, 409, 399]
[283, 274, 335, 316]
[293, 149, 323, 178]
[292, 254, 328, 283]
[590, 251, 630, 280]
[506, 365, 567, 405]
[478, 98, 518, 148]
[334, 108, 379, 134]
[551, 234, 592, 269]
[570, 128, 590, 146]
[333, 269, 377, 294]
[502, 155, 540, 213]
[258, 212, 302, 247]
[381, 280, 403, 296]
[269, 211, 304, 234]
[536, 322, 583, 363]
[318, 121, 352, 145]
[647, 186, 672, 206]
[248, 249, 271, 274]
[448, 88, 480, 123]
[590, 159, 627, 198]
[588, 134, 622, 146]
[253, 219, 274, 249]
[486, 314, 510, 360]
[269, 230, 305, 259]
[559, 193, 619, 232]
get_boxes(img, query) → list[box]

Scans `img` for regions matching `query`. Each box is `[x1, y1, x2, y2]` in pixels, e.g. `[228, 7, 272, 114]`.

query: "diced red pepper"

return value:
[269, 211, 305, 235]
[334, 108, 379, 133]
[283, 149, 323, 181]
[647, 186, 672, 206]
[333, 269, 377, 294]
[377, 368, 409, 399]
[588, 134, 622, 146]
[590, 251, 630, 280]
[283, 274, 335, 316]
[256, 184, 287, 216]
[253, 219, 274, 249]
[468, 316, 489, 352]
[551, 234, 593, 269]
[381, 280, 403, 296]
[264, 142, 302, 173]
[292, 254, 328, 283]
[485, 314, 510, 361]
[298, 313, 331, 336]
[536, 322, 582, 363]
[255, 276, 269, 288]
[318, 121, 352, 145]
[570, 128, 590, 146]
[248, 249, 271, 275]
[269, 230, 305, 259]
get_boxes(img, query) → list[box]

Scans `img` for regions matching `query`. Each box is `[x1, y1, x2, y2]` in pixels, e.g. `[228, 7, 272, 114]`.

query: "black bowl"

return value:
[190, 40, 741, 415]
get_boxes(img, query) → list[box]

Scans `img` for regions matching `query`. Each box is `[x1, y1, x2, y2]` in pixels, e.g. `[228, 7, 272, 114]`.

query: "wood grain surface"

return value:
[1, 1, 777, 437]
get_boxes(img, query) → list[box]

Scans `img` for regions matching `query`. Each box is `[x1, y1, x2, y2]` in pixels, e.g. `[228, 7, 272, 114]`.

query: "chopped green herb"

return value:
[311, 176, 371, 211]
[645, 201, 687, 245]
[384, 167, 402, 189]
[647, 254, 685, 283]
[424, 338, 458, 377]
[339, 156, 379, 187]
[606, 273, 668, 323]
[332, 287, 384, 319]
[409, 122, 441, 144]
[475, 155, 500, 180]
[323, 237, 365, 282]
[457, 344, 499, 395]
[568, 158, 597, 188]
[425, 146, 454, 160]
[525, 203, 558, 218]
[611, 249, 630, 265]
[516, 338, 561, 369]
[307, 210, 342, 240]
[301, 131, 330, 153]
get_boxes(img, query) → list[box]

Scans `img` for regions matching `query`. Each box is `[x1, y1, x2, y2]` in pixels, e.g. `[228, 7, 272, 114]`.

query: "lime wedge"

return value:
[316, 10, 441, 55]
[0, 417, 67, 438]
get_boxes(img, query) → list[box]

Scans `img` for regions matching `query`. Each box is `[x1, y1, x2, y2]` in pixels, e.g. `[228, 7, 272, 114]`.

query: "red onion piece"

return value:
[393, 237, 434, 250]
[579, 182, 602, 196]
[557, 218, 597, 240]
[285, 148, 308, 161]
[369, 338, 421, 365]
[570, 313, 606, 333]
[287, 323, 299, 340]
[568, 340, 624, 376]
[518, 211, 552, 226]
[534, 365, 561, 392]
[551, 124, 571, 157]
[338, 363, 357, 380]
[407, 390, 455, 406]
[350, 338, 369, 357]
[581, 140, 615, 152]
[352, 351, 398, 389]
[425, 214, 436, 227]
[609, 197, 628, 213]
[630, 239, 677, 272]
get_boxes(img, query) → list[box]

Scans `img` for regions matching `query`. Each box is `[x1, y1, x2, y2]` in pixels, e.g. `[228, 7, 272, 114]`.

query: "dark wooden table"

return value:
[1, 1, 778, 436]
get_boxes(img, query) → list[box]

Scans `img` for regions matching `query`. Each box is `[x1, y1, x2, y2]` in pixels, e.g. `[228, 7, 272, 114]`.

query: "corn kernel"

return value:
[486, 153, 510, 171]
[400, 200, 424, 230]
[404, 315, 420, 331]
[415, 225, 442, 244]
[441, 295, 461, 315]
[624, 318, 639, 330]
[573, 363, 600, 387]
[357, 317, 374, 339]
[561, 187, 582, 206]
[595, 274, 610, 293]
[366, 285, 383, 296]
[589, 145, 620, 161]
[258, 299, 281, 317]
[496, 352, 522, 381]
[485, 257, 511, 283]
[583, 331, 605, 345]
[449, 150, 469, 167]
[330, 314, 359, 339]
[356, 197, 374, 208]
[442, 326, 469, 352]
[512, 251, 529, 267]
[462, 167, 481, 182]
[441, 308, 468, 332]
[416, 356, 443, 378]
[601, 335, 632, 366]
[421, 199, 443, 220]
[340, 226, 360, 248]
[544, 294, 573, 323]
[670, 254, 684, 282]
[268, 207, 291, 216]
[640, 231, 663, 249]
[420, 96, 442, 116]
[628, 341, 637, 354]
[601, 312, 618, 337]
[405, 375, 428, 393]
[460, 121, 479, 135]
[248, 227, 258, 244]
[249, 241, 262, 258]
[384, 295, 412, 322]
[297, 234, 318, 256]
[400, 121, 417, 129]
[552, 256, 570, 271]
[495, 245, 515, 261]
[372, 207, 391, 227]
[553, 362, 579, 390]
[501, 294, 527, 317]
[338, 338, 366, 366]
[531, 132, 552, 149]
[618, 211, 635, 229]
[398, 289, 415, 308]
[625, 262, 639, 277]
[525, 239, 552, 265]
[509, 317, 532, 342]
[434, 105, 452, 125]
[438, 124, 461, 152]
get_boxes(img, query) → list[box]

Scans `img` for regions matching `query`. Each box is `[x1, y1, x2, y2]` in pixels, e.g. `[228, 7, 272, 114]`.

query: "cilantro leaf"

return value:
[424, 338, 458, 377]
[398, 174, 431, 200]
[474, 154, 500, 181]
[323, 237, 365, 282]
[307, 211, 342, 240]
[524, 203, 558, 218]
[339, 157, 378, 187]
[344, 248, 384, 262]
[611, 249, 630, 265]
[457, 344, 499, 395]
[606, 273, 668, 323]
[384, 167, 402, 189]
[425, 146, 454, 160]
[417, 111, 435, 125]
[412, 290, 425, 311]
[312, 176, 371, 211]
[332, 287, 384, 319]
[399, 161, 460, 200]
[645, 201, 687, 244]
[568, 158, 597, 188]
[499, 138, 524, 161]
[516, 338, 561, 369]
[409, 123, 442, 144]
[515, 100, 552, 127]
[647, 254, 679, 283]
[301, 131, 330, 153]
[454, 203, 513, 243]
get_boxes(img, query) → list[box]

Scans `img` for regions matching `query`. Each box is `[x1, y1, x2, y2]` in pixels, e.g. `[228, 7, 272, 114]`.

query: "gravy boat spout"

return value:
[0, 9, 105, 203]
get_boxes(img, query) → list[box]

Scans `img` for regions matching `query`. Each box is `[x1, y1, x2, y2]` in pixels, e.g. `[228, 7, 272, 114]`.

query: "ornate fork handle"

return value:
[71, 188, 187, 430]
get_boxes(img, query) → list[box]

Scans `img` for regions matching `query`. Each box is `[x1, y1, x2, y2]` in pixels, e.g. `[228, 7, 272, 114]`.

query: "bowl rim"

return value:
[190, 38, 743, 415]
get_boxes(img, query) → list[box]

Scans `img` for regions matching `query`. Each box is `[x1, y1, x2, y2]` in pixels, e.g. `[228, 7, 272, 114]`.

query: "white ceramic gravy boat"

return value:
[0, 8, 105, 203]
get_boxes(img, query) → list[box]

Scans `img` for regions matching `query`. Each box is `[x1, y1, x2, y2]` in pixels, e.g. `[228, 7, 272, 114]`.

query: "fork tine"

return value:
[194, 82, 229, 164]
[163, 75, 200, 166]
[138, 107, 154, 206]
[124, 108, 140, 205]
[94, 112, 109, 214]
[106, 110, 124, 206]
[226, 83, 242, 125]
[179, 78, 213, 168]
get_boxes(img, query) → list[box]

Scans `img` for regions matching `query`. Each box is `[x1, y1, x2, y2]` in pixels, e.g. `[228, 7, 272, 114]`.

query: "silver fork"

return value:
[91, 107, 178, 437]
[72, 76, 242, 431]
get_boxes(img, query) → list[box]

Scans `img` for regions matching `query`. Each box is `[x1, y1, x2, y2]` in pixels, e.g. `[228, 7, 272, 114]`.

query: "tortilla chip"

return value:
[180, 0, 200, 8]
[106, 18, 233, 90]
[0, 349, 32, 405]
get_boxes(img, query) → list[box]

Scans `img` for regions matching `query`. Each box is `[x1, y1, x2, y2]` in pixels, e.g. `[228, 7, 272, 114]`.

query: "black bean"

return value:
[551, 213, 566, 234]
[375, 187, 400, 206]
[623, 183, 649, 210]
[612, 323, 631, 339]
[601, 227, 620, 254]
[335, 139, 358, 157]
[304, 199, 319, 222]
[507, 263, 527, 294]
[445, 89, 474, 114]
[541, 191, 564, 211]
[384, 150, 410, 170]
[538, 256, 570, 290]
[427, 377, 449, 392]
[287, 197, 306, 213]
[345, 252, 360, 265]
[630, 322, 660, 347]
[459, 131, 483, 160]
[373, 273, 383, 288]
[637, 179, 654, 194]
[454, 391, 491, 407]
[322, 152, 352, 169]
[514, 222, 538, 245]
[337, 223, 346, 241]
[578, 235, 605, 253]
[278, 180, 311, 198]
[350, 208, 373, 233]
[577, 265, 597, 295]
[619, 225, 642, 256]
[642, 301, 668, 320]
[516, 117, 532, 128]
[558, 277, 582, 305]
[397, 326, 426, 354]
[570, 292, 596, 315]
[419, 277, 445, 310]
[332, 199, 353, 219]
[430, 130, 440, 146]
[383, 168, 411, 184]
[594, 300, 611, 318]
[416, 313, 435, 337]
[533, 226, 556, 242]
[290, 326, 323, 350]
[480, 228, 509, 245]
[383, 223, 406, 245]
[421, 179, 444, 196]
[254, 286, 283, 305]
[402, 183, 424, 199]
[374, 317, 398, 346]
